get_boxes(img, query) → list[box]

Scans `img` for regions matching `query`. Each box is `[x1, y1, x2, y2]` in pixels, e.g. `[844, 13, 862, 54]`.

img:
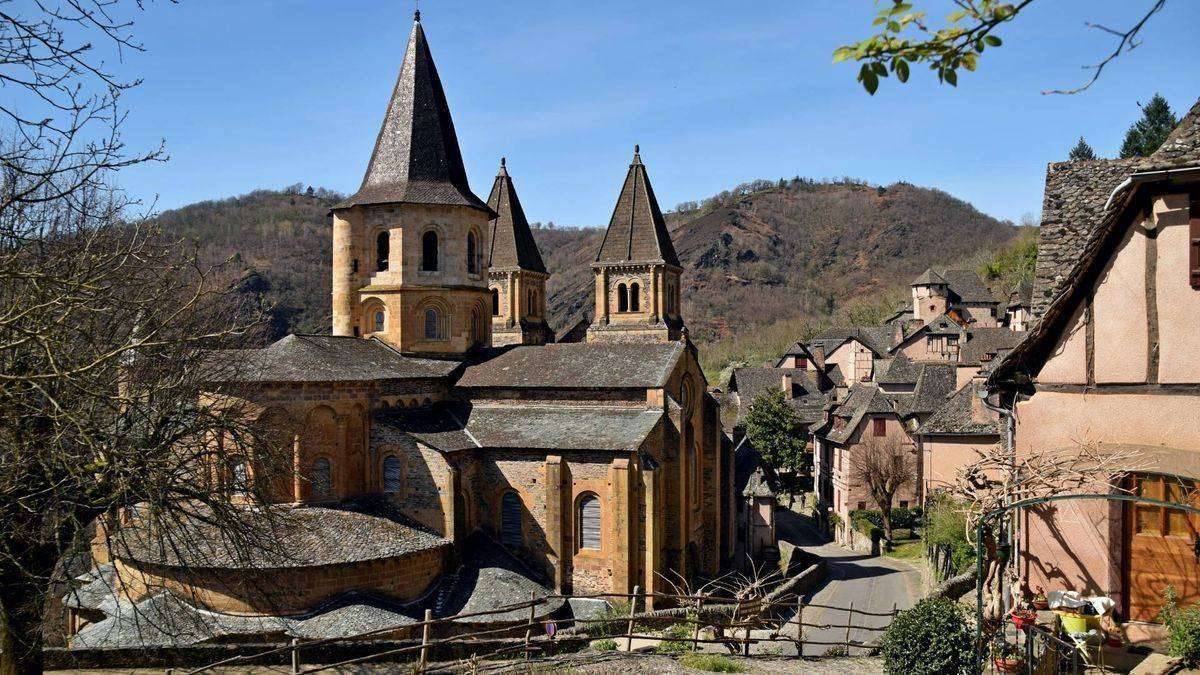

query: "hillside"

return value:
[153, 179, 1018, 374]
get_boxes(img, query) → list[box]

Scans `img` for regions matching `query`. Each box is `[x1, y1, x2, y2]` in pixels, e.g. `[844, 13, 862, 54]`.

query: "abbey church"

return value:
[64, 12, 728, 646]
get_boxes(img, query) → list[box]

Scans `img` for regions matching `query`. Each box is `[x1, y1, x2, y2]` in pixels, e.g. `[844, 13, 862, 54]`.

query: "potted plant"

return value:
[991, 641, 1024, 673]
[1010, 608, 1038, 631]
[1031, 587, 1049, 611]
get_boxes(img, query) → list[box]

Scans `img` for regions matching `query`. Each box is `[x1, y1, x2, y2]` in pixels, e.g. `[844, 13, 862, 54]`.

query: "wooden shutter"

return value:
[501, 492, 522, 548]
[1191, 200, 1200, 289]
[579, 495, 601, 550]
[382, 456, 401, 494]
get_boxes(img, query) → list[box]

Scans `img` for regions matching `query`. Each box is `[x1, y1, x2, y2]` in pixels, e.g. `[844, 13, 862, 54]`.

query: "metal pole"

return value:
[290, 637, 299, 675]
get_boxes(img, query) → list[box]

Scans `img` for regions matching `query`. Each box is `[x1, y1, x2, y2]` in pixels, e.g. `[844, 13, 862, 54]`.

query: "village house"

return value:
[986, 100, 1200, 630]
[63, 12, 730, 648]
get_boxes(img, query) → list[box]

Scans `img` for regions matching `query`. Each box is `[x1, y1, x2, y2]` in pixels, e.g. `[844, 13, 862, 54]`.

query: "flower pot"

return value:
[993, 656, 1024, 673]
[1031, 598, 1049, 611]
[1010, 610, 1037, 630]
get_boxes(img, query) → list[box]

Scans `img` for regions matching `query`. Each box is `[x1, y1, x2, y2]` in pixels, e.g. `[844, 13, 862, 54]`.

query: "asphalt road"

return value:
[773, 511, 922, 657]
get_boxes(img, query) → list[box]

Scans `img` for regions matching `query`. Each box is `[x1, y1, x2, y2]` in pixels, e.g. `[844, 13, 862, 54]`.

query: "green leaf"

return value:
[862, 70, 879, 94]
[944, 69, 958, 86]
[871, 61, 887, 76]
[896, 59, 910, 82]
[984, 35, 1002, 46]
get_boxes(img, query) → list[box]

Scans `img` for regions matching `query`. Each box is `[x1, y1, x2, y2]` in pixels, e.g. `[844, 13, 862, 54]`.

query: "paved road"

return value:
[773, 510, 922, 657]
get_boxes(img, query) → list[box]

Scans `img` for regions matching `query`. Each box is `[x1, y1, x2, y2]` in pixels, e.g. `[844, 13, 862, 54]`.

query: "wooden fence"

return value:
[180, 585, 900, 674]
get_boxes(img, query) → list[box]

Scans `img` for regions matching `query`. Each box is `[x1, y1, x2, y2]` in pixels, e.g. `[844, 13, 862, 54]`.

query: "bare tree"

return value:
[848, 434, 915, 541]
[947, 443, 1143, 622]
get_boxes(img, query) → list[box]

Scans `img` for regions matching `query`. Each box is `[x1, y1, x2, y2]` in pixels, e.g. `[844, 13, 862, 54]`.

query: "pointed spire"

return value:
[594, 145, 681, 266]
[486, 158, 547, 273]
[335, 15, 488, 213]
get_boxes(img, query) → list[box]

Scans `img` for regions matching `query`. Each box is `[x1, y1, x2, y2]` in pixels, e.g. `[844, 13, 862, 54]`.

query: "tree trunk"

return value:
[879, 505, 894, 541]
[0, 547, 59, 675]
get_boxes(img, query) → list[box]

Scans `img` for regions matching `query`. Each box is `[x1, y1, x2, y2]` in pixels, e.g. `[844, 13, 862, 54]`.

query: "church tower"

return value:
[329, 11, 492, 356]
[486, 158, 552, 346]
[588, 146, 684, 343]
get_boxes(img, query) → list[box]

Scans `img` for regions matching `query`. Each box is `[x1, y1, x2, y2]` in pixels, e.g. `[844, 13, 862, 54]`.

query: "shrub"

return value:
[654, 621, 695, 655]
[1162, 586, 1200, 665]
[850, 507, 923, 534]
[880, 597, 974, 675]
[593, 638, 617, 652]
[587, 601, 632, 638]
[924, 497, 975, 575]
[678, 653, 743, 672]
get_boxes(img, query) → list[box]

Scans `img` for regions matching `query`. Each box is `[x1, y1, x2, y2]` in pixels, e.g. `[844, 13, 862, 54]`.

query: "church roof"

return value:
[485, 159, 547, 273]
[457, 342, 685, 389]
[334, 13, 488, 213]
[207, 335, 461, 383]
[594, 146, 681, 267]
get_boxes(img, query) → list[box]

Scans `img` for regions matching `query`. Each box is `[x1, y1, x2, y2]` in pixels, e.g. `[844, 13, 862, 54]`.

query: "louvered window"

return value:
[311, 458, 331, 499]
[382, 456, 401, 494]
[578, 494, 601, 550]
[1190, 200, 1200, 289]
[501, 492, 522, 548]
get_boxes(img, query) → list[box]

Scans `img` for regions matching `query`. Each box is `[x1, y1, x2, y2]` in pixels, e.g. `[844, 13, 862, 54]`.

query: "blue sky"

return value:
[107, 1, 1199, 226]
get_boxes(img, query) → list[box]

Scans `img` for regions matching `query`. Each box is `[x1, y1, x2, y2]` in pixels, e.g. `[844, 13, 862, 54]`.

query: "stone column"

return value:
[292, 433, 303, 503]
[545, 455, 565, 593]
[610, 456, 635, 595]
[651, 266, 662, 323]
[597, 268, 610, 324]
[641, 460, 658, 609]
[331, 210, 357, 336]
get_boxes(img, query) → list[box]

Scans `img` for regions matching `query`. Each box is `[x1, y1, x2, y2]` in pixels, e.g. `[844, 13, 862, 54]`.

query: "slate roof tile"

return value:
[207, 335, 461, 383]
[458, 342, 684, 389]
[594, 147, 681, 266]
[486, 160, 547, 273]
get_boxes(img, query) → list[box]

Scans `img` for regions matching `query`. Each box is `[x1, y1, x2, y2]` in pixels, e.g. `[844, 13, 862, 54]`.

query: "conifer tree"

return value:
[1120, 94, 1178, 158]
[1068, 136, 1098, 161]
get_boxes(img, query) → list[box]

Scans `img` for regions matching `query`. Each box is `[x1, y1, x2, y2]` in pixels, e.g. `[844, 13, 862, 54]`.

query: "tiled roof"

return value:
[376, 403, 664, 452]
[917, 382, 999, 436]
[1143, 98, 1200, 170]
[875, 356, 921, 386]
[334, 16, 488, 213]
[908, 363, 957, 417]
[63, 563, 118, 612]
[437, 533, 563, 623]
[118, 505, 449, 570]
[958, 327, 1023, 367]
[941, 269, 998, 305]
[594, 147, 681, 266]
[809, 325, 893, 356]
[486, 159, 547, 273]
[458, 342, 684, 389]
[207, 335, 460, 383]
[911, 268, 947, 286]
[734, 439, 780, 498]
[728, 367, 829, 426]
[825, 383, 895, 444]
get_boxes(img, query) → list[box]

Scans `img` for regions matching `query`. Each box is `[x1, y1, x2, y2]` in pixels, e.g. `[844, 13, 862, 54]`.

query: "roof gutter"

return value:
[1103, 164, 1200, 211]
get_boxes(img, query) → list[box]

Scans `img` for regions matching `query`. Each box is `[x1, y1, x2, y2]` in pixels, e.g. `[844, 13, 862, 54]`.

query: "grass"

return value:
[592, 638, 617, 651]
[678, 653, 743, 672]
[885, 538, 923, 560]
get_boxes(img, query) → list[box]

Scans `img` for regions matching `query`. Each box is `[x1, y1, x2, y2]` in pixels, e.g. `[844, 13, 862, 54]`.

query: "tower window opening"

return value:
[422, 231, 439, 271]
[491, 288, 500, 316]
[467, 231, 478, 274]
[629, 282, 640, 312]
[617, 283, 628, 313]
[376, 232, 389, 271]
[424, 308, 445, 341]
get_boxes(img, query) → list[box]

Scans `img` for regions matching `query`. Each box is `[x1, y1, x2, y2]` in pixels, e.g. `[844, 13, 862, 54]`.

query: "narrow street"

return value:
[774, 510, 922, 657]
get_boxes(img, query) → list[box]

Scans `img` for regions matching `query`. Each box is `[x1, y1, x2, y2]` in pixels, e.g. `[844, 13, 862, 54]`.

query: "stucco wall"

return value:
[921, 435, 997, 493]
[1093, 219, 1148, 383]
[1154, 194, 1200, 383]
[1036, 304, 1087, 384]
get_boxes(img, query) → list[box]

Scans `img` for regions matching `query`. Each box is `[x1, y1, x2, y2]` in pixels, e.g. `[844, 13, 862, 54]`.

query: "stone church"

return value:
[65, 12, 728, 647]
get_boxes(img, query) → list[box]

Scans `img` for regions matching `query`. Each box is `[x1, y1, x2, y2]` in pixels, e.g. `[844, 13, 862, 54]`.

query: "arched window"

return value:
[467, 231, 478, 274]
[578, 494, 601, 550]
[382, 456, 401, 494]
[421, 231, 439, 271]
[531, 289, 539, 316]
[629, 282, 640, 312]
[376, 231, 389, 271]
[373, 310, 385, 333]
[470, 308, 480, 346]
[230, 459, 249, 495]
[501, 492, 522, 548]
[311, 458, 331, 500]
[491, 288, 500, 316]
[617, 283, 628, 313]
[424, 308, 444, 340]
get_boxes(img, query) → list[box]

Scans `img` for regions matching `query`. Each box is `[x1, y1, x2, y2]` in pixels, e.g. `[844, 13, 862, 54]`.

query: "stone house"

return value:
[66, 12, 728, 648]
[986, 100, 1200, 628]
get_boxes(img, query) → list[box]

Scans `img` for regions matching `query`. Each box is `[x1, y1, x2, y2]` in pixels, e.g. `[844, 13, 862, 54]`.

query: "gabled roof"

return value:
[728, 367, 830, 425]
[911, 268, 947, 286]
[486, 159, 547, 273]
[1144, 97, 1200, 170]
[825, 383, 896, 444]
[875, 356, 921, 386]
[912, 267, 995, 304]
[594, 146, 681, 267]
[206, 335, 461, 383]
[810, 325, 894, 356]
[907, 363, 957, 416]
[335, 14, 488, 213]
[958, 327, 1024, 367]
[917, 381, 1000, 436]
[457, 342, 685, 389]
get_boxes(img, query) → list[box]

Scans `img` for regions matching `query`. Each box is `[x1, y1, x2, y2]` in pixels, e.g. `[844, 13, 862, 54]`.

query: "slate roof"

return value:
[825, 383, 896, 444]
[958, 327, 1023, 367]
[375, 403, 664, 452]
[911, 268, 947, 286]
[905, 363, 957, 417]
[486, 159, 547, 273]
[594, 147, 681, 267]
[728, 367, 829, 425]
[334, 14, 488, 213]
[809, 326, 893, 356]
[64, 563, 118, 612]
[437, 533, 563, 623]
[734, 438, 780, 499]
[458, 342, 684, 389]
[875, 356, 921, 386]
[1003, 280, 1033, 311]
[207, 335, 461, 383]
[917, 382, 999, 436]
[118, 505, 449, 570]
[911, 268, 995, 305]
[1143, 98, 1200, 170]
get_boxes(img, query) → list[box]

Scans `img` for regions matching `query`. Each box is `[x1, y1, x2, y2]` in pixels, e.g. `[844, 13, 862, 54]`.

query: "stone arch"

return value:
[617, 283, 629, 313]
[491, 287, 501, 316]
[466, 229, 480, 274]
[303, 405, 339, 501]
[362, 298, 386, 335]
[415, 297, 451, 342]
[382, 454, 402, 495]
[629, 281, 641, 312]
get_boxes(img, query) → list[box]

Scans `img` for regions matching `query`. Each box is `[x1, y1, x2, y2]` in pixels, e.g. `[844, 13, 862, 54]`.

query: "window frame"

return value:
[576, 493, 602, 552]
[421, 230, 439, 272]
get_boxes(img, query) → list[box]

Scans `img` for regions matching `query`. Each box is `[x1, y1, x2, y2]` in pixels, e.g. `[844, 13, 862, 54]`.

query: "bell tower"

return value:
[486, 158, 552, 346]
[587, 146, 685, 343]
[329, 11, 492, 357]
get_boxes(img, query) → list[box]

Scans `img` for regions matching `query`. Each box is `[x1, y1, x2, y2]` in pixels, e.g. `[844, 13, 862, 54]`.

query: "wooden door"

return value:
[1125, 474, 1200, 621]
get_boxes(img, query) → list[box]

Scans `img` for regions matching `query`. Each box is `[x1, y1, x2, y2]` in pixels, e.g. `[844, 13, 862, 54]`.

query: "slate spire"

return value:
[594, 146, 681, 266]
[486, 158, 547, 273]
[335, 13, 488, 212]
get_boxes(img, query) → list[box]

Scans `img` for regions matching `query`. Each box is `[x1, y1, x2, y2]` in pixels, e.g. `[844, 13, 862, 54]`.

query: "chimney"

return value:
[811, 344, 826, 368]
[781, 373, 794, 398]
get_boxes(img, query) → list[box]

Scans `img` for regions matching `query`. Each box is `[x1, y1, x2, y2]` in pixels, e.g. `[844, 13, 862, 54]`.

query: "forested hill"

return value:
[153, 178, 1019, 374]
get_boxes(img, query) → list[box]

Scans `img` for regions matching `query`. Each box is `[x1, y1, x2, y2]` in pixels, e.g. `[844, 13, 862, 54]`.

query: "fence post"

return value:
[795, 598, 804, 658]
[290, 637, 300, 675]
[524, 590, 537, 660]
[691, 596, 703, 653]
[419, 608, 433, 671]
[625, 585, 640, 653]
[844, 601, 855, 655]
